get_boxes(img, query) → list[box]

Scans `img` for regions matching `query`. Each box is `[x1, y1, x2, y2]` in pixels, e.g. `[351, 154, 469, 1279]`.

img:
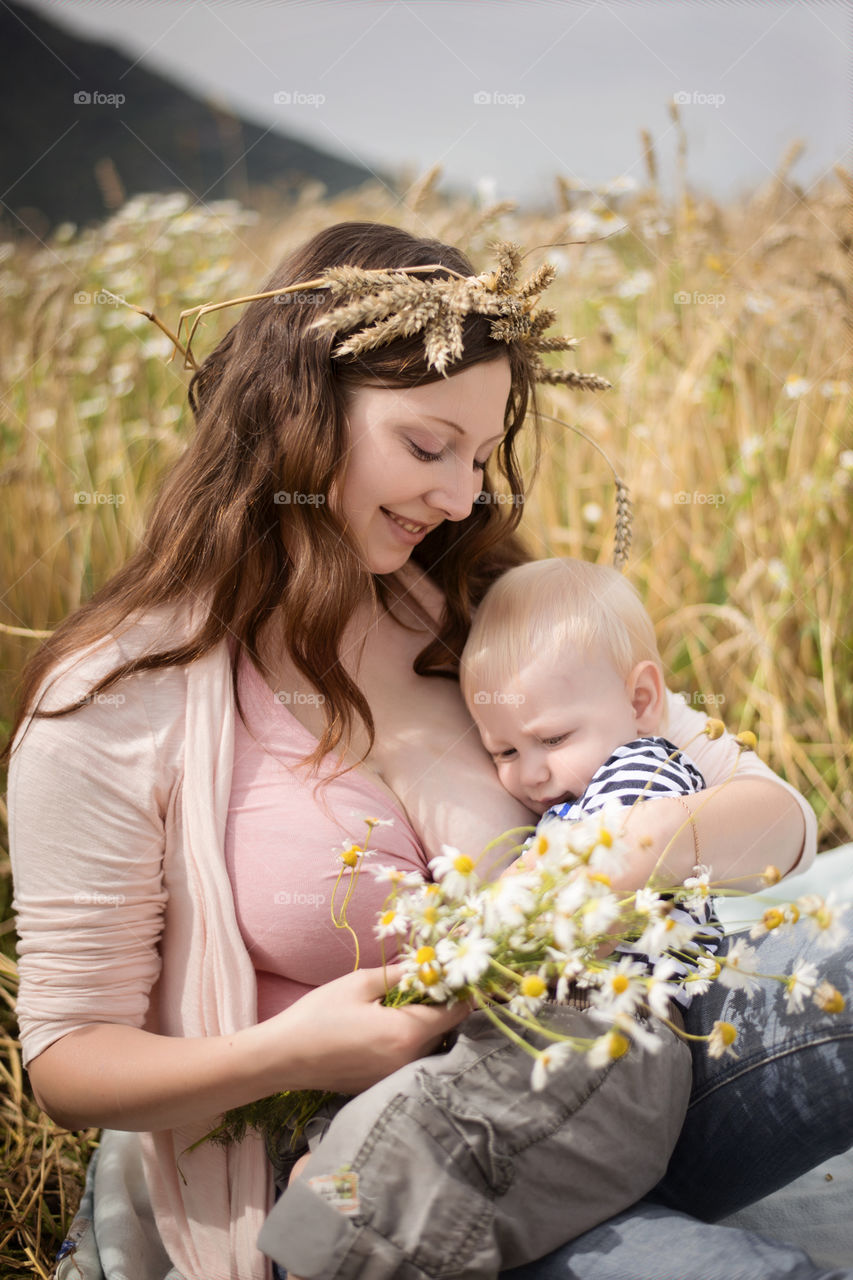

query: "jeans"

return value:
[501, 925, 853, 1279]
[271, 924, 853, 1280]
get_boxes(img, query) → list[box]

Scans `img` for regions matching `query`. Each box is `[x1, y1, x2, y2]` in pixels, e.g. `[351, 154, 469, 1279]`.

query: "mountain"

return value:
[1, 0, 385, 236]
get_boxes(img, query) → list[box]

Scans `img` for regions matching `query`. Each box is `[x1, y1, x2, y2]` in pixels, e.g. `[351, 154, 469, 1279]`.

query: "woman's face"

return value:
[337, 356, 513, 575]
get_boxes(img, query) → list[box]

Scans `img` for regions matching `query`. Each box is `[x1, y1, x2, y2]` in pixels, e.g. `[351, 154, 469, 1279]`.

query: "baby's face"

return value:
[472, 649, 649, 815]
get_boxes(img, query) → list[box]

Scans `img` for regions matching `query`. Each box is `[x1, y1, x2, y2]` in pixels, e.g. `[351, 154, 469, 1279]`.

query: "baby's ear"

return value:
[628, 661, 665, 733]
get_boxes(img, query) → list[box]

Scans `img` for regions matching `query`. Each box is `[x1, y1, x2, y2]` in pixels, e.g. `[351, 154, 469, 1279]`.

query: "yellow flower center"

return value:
[762, 864, 782, 886]
[608, 1031, 630, 1060]
[588, 871, 612, 886]
[340, 846, 361, 867]
[520, 974, 546, 999]
[762, 908, 785, 931]
[611, 974, 629, 994]
[425, 884, 441, 897]
[453, 854, 475, 875]
[380, 910, 396, 926]
[717, 1021, 737, 1047]
[815, 907, 832, 930]
[422, 906, 439, 925]
[817, 984, 845, 1014]
[598, 829, 613, 848]
[415, 945, 436, 965]
[704, 719, 725, 740]
[735, 730, 757, 752]
[533, 834, 549, 857]
[418, 964, 441, 986]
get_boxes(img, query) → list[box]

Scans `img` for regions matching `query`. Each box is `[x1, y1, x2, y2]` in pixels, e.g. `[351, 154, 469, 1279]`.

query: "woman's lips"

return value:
[381, 507, 435, 541]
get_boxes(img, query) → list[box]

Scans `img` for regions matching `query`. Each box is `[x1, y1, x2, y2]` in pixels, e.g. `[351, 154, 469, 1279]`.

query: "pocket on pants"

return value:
[349, 1088, 501, 1277]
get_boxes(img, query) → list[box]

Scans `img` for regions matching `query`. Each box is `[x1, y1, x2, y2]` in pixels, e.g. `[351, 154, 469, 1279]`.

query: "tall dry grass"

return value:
[0, 138, 851, 1271]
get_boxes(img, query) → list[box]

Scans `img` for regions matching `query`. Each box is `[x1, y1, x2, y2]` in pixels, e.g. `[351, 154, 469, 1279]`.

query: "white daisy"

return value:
[591, 956, 648, 1017]
[707, 1020, 738, 1058]
[429, 845, 481, 899]
[784, 957, 819, 1014]
[369, 864, 424, 889]
[435, 930, 494, 989]
[374, 905, 411, 940]
[531, 1041, 575, 1091]
[646, 957, 684, 1018]
[717, 938, 761, 993]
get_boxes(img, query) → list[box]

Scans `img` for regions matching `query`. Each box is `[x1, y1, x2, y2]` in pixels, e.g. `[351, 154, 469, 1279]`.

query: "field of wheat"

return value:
[1, 137, 851, 1272]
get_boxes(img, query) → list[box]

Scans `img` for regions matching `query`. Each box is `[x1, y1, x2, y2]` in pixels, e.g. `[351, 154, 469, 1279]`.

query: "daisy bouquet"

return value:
[199, 726, 847, 1150]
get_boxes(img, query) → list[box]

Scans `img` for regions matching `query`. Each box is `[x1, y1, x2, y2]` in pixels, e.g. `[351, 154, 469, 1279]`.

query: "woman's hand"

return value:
[28, 964, 469, 1133]
[245, 964, 471, 1098]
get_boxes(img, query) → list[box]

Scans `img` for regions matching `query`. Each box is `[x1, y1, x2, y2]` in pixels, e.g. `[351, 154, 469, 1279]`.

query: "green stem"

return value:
[471, 990, 539, 1057]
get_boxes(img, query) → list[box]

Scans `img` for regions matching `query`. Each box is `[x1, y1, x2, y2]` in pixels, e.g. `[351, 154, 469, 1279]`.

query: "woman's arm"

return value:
[614, 777, 806, 895]
[10, 649, 465, 1135]
[608, 690, 816, 894]
[27, 965, 468, 1132]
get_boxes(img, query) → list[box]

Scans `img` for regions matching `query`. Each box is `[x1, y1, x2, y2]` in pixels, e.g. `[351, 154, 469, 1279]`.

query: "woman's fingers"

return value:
[265, 964, 472, 1095]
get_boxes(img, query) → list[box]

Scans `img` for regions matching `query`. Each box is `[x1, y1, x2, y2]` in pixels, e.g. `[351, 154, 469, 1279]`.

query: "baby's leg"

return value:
[259, 1007, 692, 1279]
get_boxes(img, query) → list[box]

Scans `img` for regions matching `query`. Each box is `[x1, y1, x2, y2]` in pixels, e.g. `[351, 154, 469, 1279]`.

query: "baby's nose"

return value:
[520, 752, 549, 787]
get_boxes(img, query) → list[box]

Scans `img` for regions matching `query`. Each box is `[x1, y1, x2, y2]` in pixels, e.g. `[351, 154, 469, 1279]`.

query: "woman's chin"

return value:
[365, 544, 415, 576]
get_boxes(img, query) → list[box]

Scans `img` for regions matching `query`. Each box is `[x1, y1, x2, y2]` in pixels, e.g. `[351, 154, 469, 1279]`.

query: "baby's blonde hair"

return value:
[460, 558, 663, 706]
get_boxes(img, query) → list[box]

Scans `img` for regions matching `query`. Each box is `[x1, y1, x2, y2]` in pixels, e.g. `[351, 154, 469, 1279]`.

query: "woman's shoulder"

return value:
[11, 603, 222, 783]
[34, 601, 199, 713]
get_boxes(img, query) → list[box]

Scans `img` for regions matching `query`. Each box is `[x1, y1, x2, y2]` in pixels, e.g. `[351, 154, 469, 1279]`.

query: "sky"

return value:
[13, 0, 853, 208]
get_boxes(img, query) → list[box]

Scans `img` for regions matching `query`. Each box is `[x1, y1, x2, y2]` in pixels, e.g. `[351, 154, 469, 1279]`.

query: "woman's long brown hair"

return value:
[2, 221, 540, 776]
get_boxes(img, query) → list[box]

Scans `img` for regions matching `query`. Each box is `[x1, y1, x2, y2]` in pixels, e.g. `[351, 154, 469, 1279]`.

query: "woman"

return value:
[5, 222, 851, 1280]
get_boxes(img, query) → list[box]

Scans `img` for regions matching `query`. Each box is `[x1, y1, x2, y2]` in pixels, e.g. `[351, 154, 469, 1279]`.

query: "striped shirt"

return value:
[545, 736, 705, 822]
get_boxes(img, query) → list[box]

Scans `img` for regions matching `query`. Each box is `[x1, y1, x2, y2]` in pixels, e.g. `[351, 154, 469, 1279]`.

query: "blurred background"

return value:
[2, 0, 850, 233]
[1, 3, 851, 1272]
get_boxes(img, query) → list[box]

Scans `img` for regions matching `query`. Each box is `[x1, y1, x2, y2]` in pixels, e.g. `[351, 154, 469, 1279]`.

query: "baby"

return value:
[462, 556, 704, 859]
[261, 558, 710, 1280]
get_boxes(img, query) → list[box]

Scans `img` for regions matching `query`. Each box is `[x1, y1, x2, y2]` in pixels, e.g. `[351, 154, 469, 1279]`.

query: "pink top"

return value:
[226, 655, 430, 1022]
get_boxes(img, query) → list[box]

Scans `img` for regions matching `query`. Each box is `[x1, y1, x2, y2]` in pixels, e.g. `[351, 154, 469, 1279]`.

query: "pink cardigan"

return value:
[10, 604, 272, 1280]
[8, 603, 818, 1280]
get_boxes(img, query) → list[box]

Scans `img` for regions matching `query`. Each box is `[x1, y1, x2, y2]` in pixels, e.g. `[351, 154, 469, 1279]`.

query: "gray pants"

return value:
[258, 1003, 692, 1280]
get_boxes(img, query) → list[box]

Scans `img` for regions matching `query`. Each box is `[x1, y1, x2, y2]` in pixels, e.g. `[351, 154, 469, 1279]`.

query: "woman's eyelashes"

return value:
[407, 440, 489, 472]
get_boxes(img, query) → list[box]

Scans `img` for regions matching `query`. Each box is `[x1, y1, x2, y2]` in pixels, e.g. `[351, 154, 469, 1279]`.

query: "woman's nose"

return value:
[426, 463, 480, 522]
